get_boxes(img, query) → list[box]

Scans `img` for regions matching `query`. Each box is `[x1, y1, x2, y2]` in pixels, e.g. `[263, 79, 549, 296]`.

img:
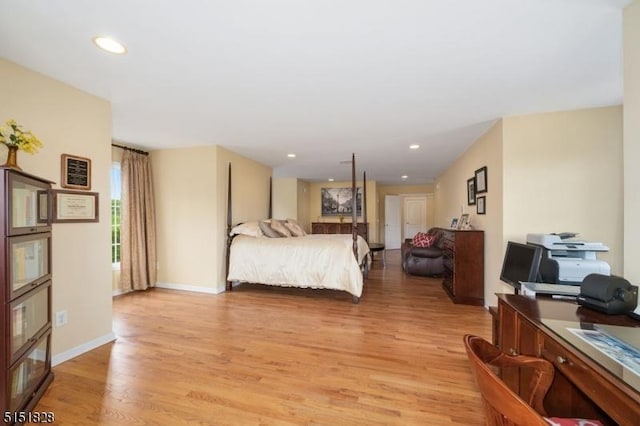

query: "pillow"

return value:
[412, 232, 436, 248]
[258, 220, 282, 238]
[286, 217, 301, 226]
[269, 219, 292, 237]
[285, 221, 305, 237]
[230, 221, 263, 238]
[286, 218, 307, 236]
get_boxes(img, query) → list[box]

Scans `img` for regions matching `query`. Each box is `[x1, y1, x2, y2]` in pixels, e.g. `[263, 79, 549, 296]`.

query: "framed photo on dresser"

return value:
[457, 214, 470, 230]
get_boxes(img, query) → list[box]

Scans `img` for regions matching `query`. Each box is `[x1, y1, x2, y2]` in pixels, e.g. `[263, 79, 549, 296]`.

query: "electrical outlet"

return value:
[55, 310, 68, 327]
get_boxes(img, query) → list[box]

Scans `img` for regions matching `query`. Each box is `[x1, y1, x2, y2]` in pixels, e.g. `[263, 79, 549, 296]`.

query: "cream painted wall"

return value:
[297, 180, 311, 233]
[153, 146, 271, 293]
[152, 146, 219, 291]
[377, 184, 435, 244]
[0, 59, 113, 360]
[503, 106, 623, 285]
[435, 120, 504, 306]
[270, 177, 312, 231]
[624, 1, 640, 284]
[436, 108, 623, 308]
[273, 178, 298, 220]
[215, 146, 272, 292]
[308, 180, 378, 242]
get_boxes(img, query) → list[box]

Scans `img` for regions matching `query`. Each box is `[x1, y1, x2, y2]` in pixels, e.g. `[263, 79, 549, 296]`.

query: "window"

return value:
[111, 162, 121, 266]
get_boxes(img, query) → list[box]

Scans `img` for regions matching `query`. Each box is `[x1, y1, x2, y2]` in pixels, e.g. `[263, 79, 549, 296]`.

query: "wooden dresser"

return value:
[495, 294, 640, 425]
[441, 229, 484, 305]
[311, 222, 368, 242]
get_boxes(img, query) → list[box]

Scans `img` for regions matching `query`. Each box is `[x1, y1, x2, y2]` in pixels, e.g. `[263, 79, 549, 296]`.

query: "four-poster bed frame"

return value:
[225, 154, 369, 303]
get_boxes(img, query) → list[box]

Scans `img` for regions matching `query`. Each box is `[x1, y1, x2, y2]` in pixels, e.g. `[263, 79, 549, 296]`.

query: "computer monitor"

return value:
[500, 241, 543, 289]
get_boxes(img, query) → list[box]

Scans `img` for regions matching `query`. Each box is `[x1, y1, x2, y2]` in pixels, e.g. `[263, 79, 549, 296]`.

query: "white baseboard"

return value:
[112, 288, 130, 297]
[155, 282, 223, 294]
[52, 331, 117, 367]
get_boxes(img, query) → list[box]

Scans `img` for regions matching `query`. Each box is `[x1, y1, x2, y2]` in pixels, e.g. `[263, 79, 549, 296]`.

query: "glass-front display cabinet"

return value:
[1, 168, 54, 422]
[7, 171, 52, 235]
[8, 233, 51, 300]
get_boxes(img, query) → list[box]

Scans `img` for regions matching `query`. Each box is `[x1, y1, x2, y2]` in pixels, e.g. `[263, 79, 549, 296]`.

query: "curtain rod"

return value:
[111, 143, 149, 156]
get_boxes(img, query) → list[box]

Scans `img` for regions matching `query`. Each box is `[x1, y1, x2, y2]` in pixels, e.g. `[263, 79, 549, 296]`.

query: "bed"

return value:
[225, 154, 370, 303]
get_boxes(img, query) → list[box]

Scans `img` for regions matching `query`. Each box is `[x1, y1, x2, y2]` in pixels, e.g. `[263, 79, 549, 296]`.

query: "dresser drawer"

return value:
[541, 333, 596, 390]
[540, 331, 640, 426]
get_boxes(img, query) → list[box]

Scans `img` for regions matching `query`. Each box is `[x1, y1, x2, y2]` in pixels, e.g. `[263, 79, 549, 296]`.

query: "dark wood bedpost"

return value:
[351, 153, 358, 258]
[269, 176, 272, 219]
[363, 171, 367, 243]
[225, 162, 233, 291]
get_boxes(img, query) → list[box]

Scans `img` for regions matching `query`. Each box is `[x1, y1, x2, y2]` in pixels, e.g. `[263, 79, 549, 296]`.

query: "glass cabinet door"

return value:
[10, 282, 51, 363]
[7, 171, 51, 235]
[8, 332, 51, 412]
[8, 233, 51, 299]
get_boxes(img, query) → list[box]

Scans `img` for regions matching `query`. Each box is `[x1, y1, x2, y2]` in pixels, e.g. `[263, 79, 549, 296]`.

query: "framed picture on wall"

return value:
[51, 190, 99, 223]
[61, 154, 92, 190]
[475, 166, 488, 194]
[321, 187, 362, 216]
[477, 196, 486, 215]
[467, 177, 476, 205]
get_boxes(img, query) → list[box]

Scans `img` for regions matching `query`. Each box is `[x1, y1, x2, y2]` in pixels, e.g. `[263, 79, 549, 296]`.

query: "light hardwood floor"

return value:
[36, 250, 492, 425]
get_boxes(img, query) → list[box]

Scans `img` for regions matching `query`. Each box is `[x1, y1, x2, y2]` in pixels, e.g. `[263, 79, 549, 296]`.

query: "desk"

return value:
[495, 294, 640, 425]
[368, 243, 385, 266]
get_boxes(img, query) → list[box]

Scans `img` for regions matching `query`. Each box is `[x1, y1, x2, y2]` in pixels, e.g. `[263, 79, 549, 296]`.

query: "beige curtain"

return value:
[120, 150, 157, 291]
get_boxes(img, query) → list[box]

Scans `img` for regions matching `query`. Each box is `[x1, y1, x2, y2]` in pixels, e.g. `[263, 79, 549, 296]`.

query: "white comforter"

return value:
[227, 234, 370, 297]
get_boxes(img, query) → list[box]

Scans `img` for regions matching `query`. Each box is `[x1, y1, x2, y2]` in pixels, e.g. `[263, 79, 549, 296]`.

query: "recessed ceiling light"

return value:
[402, 175, 408, 180]
[287, 153, 296, 158]
[328, 178, 335, 182]
[409, 144, 420, 150]
[92, 36, 127, 54]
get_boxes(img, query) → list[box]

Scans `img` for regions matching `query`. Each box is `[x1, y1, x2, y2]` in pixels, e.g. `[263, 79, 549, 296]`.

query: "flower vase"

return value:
[2, 146, 22, 171]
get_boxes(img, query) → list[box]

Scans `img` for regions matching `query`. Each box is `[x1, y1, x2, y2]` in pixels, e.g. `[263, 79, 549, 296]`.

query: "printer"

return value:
[526, 233, 611, 284]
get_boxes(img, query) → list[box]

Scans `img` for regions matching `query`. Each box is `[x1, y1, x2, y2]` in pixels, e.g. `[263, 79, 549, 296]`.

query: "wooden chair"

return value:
[463, 334, 552, 425]
[463, 334, 603, 426]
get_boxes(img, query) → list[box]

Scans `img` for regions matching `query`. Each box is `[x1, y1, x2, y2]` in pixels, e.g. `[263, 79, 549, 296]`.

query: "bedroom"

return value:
[0, 0, 639, 423]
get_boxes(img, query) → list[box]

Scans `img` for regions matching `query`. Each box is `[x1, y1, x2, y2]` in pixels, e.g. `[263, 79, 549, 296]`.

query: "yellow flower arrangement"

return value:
[0, 119, 43, 154]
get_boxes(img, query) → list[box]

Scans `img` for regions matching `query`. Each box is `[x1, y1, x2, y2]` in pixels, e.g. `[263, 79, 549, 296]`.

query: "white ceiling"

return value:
[0, 0, 630, 184]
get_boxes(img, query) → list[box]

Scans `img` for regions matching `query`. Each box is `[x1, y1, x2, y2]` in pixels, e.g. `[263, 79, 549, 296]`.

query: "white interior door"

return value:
[404, 196, 427, 239]
[384, 195, 401, 249]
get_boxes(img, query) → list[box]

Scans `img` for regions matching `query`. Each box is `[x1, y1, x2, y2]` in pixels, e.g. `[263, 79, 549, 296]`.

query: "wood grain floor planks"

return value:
[36, 250, 492, 425]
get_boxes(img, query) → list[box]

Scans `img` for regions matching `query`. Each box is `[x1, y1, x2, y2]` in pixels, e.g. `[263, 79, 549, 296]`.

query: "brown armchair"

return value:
[401, 228, 445, 277]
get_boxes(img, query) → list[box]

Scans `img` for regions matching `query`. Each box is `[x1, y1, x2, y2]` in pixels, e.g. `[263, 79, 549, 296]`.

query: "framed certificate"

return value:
[51, 190, 99, 223]
[61, 154, 91, 190]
